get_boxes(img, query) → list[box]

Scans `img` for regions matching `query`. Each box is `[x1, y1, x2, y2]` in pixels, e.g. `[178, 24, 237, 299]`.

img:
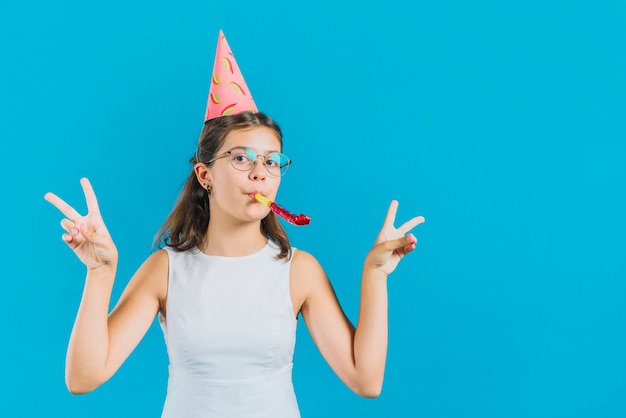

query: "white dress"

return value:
[160, 241, 300, 418]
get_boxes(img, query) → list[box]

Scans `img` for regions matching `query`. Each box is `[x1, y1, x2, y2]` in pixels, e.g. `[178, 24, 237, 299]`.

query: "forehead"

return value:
[221, 126, 281, 153]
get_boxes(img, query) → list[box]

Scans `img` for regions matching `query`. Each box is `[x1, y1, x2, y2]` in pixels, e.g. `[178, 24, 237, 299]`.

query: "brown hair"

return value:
[155, 112, 291, 259]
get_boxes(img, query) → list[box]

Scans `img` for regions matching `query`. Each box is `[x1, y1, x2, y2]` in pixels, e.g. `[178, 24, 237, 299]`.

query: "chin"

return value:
[243, 208, 271, 222]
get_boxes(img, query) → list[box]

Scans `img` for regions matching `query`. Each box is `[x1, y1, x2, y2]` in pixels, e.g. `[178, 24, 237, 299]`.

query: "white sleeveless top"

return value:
[160, 241, 300, 418]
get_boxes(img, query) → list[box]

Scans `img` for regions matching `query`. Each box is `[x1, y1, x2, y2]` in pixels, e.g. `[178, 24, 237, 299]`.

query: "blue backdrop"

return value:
[2, 1, 625, 417]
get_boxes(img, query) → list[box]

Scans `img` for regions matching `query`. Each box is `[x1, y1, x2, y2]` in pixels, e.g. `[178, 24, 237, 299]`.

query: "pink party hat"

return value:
[204, 30, 258, 122]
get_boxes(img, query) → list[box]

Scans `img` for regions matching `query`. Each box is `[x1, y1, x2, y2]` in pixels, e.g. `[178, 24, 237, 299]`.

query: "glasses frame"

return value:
[206, 147, 292, 177]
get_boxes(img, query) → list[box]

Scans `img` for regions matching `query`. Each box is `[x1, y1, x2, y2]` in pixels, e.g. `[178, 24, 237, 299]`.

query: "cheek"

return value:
[212, 171, 240, 191]
[268, 178, 282, 197]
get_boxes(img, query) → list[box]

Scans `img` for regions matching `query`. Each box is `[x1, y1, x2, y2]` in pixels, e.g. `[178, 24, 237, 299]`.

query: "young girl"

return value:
[44, 33, 425, 418]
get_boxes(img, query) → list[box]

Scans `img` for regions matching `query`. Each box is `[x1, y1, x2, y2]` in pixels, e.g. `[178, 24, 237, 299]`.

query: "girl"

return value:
[45, 32, 425, 418]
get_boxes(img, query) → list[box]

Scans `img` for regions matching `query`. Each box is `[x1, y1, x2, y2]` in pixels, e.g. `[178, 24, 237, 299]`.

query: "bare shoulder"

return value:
[143, 249, 169, 301]
[142, 248, 169, 272]
[291, 249, 326, 282]
[134, 248, 169, 283]
[119, 248, 169, 312]
[289, 250, 324, 314]
[290, 249, 335, 310]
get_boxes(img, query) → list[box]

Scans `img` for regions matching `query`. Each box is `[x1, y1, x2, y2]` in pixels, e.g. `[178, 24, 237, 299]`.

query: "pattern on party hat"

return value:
[204, 30, 258, 122]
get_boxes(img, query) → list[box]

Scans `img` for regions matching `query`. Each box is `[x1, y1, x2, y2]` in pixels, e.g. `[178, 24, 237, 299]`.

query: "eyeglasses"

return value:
[206, 147, 291, 177]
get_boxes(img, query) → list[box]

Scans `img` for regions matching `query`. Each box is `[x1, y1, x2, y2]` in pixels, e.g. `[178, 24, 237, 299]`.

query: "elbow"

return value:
[348, 368, 385, 398]
[66, 377, 101, 395]
[66, 385, 92, 395]
[65, 370, 105, 395]
[354, 379, 383, 398]
[358, 385, 382, 399]
[364, 389, 382, 399]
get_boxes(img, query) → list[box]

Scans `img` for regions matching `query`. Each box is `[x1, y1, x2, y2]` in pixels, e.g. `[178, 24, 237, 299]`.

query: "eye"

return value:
[265, 156, 280, 167]
[244, 148, 258, 162]
[232, 153, 251, 163]
[267, 153, 289, 167]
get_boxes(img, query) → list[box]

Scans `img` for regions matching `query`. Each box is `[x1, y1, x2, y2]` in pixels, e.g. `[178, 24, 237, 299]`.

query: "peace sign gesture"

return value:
[365, 200, 425, 276]
[45, 178, 118, 270]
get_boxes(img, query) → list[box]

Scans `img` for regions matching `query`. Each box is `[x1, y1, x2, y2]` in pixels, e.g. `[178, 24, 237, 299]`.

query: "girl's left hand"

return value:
[364, 200, 425, 276]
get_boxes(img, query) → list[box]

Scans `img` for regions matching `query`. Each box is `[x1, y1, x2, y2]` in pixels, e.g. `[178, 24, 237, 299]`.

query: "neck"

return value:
[202, 215, 268, 257]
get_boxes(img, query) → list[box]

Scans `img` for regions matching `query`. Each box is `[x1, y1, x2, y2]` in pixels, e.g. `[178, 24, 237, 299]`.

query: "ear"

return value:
[194, 162, 212, 189]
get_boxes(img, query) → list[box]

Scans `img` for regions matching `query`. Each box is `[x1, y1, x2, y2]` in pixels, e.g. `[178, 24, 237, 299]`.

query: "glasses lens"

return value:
[244, 148, 257, 162]
[267, 152, 290, 176]
[228, 148, 290, 176]
[230, 150, 254, 171]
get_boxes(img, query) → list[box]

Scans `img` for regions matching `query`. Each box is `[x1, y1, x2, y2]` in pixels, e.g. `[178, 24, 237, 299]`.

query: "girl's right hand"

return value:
[45, 178, 118, 270]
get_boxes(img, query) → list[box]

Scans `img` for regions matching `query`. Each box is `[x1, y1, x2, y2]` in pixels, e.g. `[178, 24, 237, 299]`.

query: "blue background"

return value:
[2, 0, 625, 417]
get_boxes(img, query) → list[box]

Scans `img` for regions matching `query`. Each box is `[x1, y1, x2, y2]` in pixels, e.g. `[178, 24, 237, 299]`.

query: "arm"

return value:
[293, 200, 424, 397]
[45, 178, 167, 394]
[65, 251, 166, 394]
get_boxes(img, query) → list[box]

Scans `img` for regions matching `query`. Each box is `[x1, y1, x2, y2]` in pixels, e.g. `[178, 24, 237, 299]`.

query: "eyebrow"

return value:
[230, 145, 281, 154]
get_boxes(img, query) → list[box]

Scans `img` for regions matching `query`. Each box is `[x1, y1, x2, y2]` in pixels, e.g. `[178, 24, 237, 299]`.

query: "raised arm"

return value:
[292, 200, 424, 397]
[45, 178, 166, 394]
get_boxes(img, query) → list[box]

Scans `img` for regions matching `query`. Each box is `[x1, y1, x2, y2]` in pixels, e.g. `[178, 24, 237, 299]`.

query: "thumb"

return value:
[78, 222, 107, 245]
[381, 234, 415, 253]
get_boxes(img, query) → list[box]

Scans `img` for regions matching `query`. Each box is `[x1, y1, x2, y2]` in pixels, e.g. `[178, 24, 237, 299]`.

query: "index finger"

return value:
[80, 177, 101, 215]
[44, 192, 82, 222]
[398, 215, 425, 235]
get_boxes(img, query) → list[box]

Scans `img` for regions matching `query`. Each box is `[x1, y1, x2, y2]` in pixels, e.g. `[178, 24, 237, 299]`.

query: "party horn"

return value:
[251, 193, 311, 226]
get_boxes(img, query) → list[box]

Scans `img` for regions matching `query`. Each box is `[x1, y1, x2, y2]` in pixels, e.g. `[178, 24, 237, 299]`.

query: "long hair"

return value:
[155, 112, 291, 259]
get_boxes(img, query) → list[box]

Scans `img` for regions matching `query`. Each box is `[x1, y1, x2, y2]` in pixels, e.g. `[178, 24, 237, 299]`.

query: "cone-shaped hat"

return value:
[204, 30, 258, 122]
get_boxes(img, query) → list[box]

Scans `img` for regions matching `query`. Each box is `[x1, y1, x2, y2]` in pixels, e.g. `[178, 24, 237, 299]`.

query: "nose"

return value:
[248, 158, 267, 181]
